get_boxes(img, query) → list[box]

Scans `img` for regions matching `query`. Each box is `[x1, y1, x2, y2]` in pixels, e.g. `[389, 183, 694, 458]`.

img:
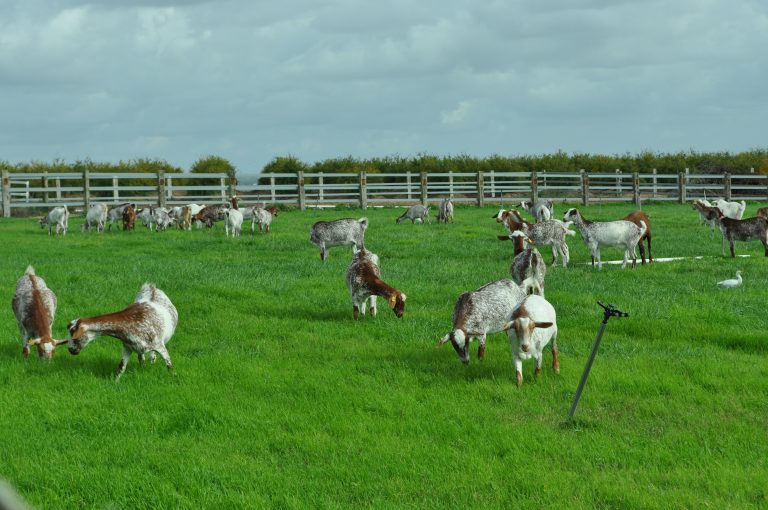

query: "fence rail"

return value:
[2, 169, 768, 217]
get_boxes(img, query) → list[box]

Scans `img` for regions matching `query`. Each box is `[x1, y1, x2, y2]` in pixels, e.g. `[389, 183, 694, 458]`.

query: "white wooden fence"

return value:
[2, 169, 768, 217]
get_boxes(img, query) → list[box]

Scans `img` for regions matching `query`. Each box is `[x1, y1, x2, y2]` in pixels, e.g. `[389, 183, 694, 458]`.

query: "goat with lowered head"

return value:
[396, 205, 431, 224]
[67, 283, 178, 380]
[224, 207, 243, 237]
[495, 209, 574, 267]
[520, 199, 554, 222]
[502, 295, 559, 386]
[12, 266, 67, 359]
[310, 217, 368, 261]
[692, 200, 723, 238]
[563, 208, 646, 269]
[106, 203, 136, 231]
[82, 203, 108, 233]
[438, 279, 527, 364]
[437, 198, 454, 223]
[39, 206, 69, 236]
[345, 248, 407, 319]
[509, 231, 546, 296]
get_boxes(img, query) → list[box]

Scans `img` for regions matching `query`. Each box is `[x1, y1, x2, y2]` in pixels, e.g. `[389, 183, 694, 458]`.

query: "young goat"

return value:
[345, 248, 407, 319]
[12, 266, 67, 359]
[717, 213, 768, 257]
[67, 284, 178, 380]
[502, 295, 559, 386]
[437, 198, 454, 223]
[520, 199, 554, 222]
[623, 210, 653, 264]
[495, 209, 573, 267]
[396, 205, 431, 224]
[106, 203, 136, 231]
[225, 208, 244, 237]
[251, 206, 279, 234]
[178, 205, 193, 231]
[39, 206, 69, 236]
[509, 231, 546, 296]
[438, 279, 527, 364]
[122, 205, 137, 231]
[310, 217, 368, 261]
[81, 203, 108, 233]
[563, 208, 646, 269]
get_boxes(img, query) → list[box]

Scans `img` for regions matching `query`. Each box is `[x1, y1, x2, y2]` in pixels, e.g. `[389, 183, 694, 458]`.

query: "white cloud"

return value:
[441, 100, 475, 126]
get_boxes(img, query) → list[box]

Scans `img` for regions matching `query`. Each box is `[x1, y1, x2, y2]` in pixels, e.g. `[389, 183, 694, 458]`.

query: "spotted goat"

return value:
[717, 212, 768, 258]
[509, 230, 546, 296]
[67, 283, 178, 380]
[310, 217, 368, 261]
[495, 209, 574, 267]
[251, 206, 279, 234]
[563, 208, 647, 269]
[12, 266, 67, 359]
[345, 248, 407, 320]
[438, 279, 527, 364]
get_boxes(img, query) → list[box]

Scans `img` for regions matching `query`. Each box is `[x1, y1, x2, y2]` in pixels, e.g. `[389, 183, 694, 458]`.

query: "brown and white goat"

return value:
[12, 266, 67, 359]
[509, 231, 546, 296]
[501, 295, 559, 387]
[67, 284, 178, 380]
[495, 209, 573, 267]
[692, 200, 722, 237]
[192, 202, 230, 228]
[717, 213, 768, 257]
[179, 205, 193, 231]
[623, 210, 653, 264]
[122, 205, 136, 231]
[345, 248, 406, 319]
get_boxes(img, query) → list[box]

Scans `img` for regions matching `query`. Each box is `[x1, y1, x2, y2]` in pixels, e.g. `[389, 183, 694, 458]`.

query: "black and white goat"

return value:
[438, 279, 527, 364]
[563, 208, 647, 269]
[12, 266, 67, 359]
[310, 217, 368, 261]
[345, 248, 407, 319]
[67, 284, 178, 380]
[39, 206, 69, 236]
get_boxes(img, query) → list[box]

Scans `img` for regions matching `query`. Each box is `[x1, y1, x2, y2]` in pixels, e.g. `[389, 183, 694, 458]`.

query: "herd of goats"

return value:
[11, 195, 768, 384]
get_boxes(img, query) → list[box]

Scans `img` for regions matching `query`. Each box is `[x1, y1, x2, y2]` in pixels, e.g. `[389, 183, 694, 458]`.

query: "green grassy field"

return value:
[1, 202, 767, 509]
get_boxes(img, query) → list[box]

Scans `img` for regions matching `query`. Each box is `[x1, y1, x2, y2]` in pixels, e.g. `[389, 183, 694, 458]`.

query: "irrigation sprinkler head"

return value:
[596, 301, 629, 323]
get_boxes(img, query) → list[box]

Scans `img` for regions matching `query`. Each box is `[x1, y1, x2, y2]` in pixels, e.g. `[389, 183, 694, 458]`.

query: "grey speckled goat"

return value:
[437, 198, 454, 223]
[438, 279, 527, 364]
[310, 217, 368, 261]
[563, 208, 647, 269]
[396, 205, 431, 224]
[717, 213, 768, 257]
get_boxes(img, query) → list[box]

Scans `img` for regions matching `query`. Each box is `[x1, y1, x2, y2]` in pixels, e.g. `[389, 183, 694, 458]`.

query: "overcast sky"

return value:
[1, 0, 767, 175]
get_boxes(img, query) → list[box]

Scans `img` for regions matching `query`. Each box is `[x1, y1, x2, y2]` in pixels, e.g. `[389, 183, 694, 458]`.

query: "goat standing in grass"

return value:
[563, 208, 646, 269]
[396, 205, 431, 224]
[437, 198, 454, 223]
[67, 284, 178, 380]
[496, 209, 573, 267]
[502, 295, 559, 386]
[717, 213, 768, 257]
[310, 217, 368, 261]
[82, 203, 108, 233]
[12, 266, 67, 359]
[509, 231, 546, 296]
[39, 206, 69, 236]
[345, 248, 406, 319]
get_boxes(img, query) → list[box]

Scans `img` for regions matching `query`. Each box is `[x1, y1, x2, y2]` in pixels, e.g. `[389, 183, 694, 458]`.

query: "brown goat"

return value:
[122, 205, 136, 231]
[717, 212, 768, 257]
[623, 211, 653, 264]
[757, 207, 768, 220]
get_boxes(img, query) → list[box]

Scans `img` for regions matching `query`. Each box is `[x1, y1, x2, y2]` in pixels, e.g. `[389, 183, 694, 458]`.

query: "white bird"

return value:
[717, 270, 742, 288]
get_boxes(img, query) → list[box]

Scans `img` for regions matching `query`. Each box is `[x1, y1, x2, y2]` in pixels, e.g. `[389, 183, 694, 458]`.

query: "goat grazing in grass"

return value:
[122, 205, 136, 231]
[692, 200, 723, 238]
[310, 217, 368, 261]
[82, 203, 108, 233]
[623, 210, 653, 264]
[396, 205, 431, 224]
[39, 206, 69, 236]
[12, 266, 67, 359]
[717, 213, 768, 257]
[563, 208, 646, 269]
[438, 279, 527, 364]
[502, 295, 559, 386]
[106, 203, 136, 231]
[345, 248, 407, 319]
[509, 231, 546, 296]
[67, 284, 178, 380]
[437, 198, 454, 223]
[495, 209, 573, 267]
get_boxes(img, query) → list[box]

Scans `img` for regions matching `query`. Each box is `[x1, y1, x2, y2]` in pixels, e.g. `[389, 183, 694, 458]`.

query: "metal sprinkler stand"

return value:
[567, 301, 629, 420]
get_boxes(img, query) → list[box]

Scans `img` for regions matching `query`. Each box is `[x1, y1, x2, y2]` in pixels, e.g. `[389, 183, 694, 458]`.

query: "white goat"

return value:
[563, 208, 647, 269]
[502, 295, 559, 386]
[39, 206, 69, 236]
[225, 208, 244, 237]
[67, 283, 178, 380]
[520, 199, 554, 222]
[713, 199, 746, 220]
[81, 203, 108, 233]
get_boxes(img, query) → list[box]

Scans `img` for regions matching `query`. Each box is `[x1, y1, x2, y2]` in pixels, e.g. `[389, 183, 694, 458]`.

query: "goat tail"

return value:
[25, 265, 36, 276]
[638, 220, 648, 238]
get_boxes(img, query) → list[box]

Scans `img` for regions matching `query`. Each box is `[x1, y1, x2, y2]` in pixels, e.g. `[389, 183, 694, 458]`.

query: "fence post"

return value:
[297, 171, 306, 210]
[678, 172, 686, 203]
[83, 170, 91, 211]
[359, 171, 368, 209]
[541, 170, 547, 192]
[724, 172, 732, 201]
[269, 176, 276, 203]
[448, 171, 454, 197]
[477, 171, 485, 207]
[112, 177, 119, 202]
[219, 177, 227, 201]
[55, 178, 62, 201]
[489, 170, 495, 197]
[531, 170, 538, 203]
[166, 176, 173, 201]
[615, 169, 621, 197]
[1, 170, 10, 218]
[420, 171, 428, 206]
[43, 171, 49, 204]
[318, 172, 324, 202]
[633, 172, 640, 206]
[157, 170, 167, 207]
[652, 168, 657, 198]
[581, 170, 589, 206]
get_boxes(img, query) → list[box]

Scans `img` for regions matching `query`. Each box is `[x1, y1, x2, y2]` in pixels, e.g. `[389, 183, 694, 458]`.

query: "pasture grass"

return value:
[1, 202, 767, 509]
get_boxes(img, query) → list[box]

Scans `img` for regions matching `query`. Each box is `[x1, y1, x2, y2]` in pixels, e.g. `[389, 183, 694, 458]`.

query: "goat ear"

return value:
[55, 339, 69, 345]
[501, 321, 514, 332]
[27, 338, 41, 346]
[388, 294, 398, 308]
[437, 334, 450, 348]
[534, 322, 553, 329]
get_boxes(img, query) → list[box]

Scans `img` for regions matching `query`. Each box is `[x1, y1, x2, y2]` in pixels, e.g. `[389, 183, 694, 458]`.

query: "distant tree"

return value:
[190, 155, 237, 182]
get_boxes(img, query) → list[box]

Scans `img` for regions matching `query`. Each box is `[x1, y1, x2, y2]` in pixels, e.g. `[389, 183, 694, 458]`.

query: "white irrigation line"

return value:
[586, 255, 751, 265]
